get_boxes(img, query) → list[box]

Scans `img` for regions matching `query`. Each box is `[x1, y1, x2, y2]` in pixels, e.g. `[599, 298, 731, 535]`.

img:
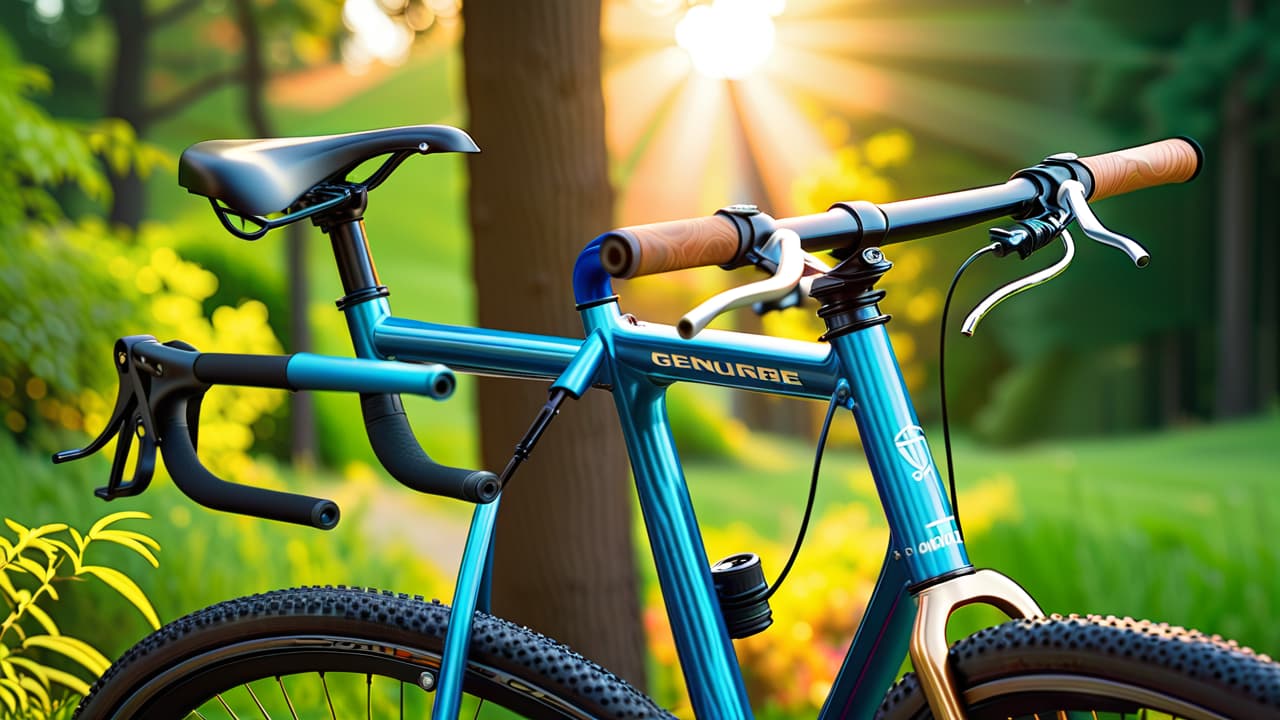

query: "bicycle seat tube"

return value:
[315, 187, 392, 358]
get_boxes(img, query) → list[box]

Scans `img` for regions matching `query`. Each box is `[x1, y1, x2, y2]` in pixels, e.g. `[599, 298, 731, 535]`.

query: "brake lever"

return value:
[53, 335, 165, 499]
[752, 253, 832, 314]
[961, 230, 1077, 336]
[678, 229, 804, 339]
[1058, 180, 1151, 267]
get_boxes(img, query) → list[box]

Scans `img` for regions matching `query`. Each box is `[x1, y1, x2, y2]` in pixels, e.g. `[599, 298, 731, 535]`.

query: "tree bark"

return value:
[1256, 84, 1279, 408]
[462, 0, 646, 688]
[104, 0, 149, 229]
[1213, 0, 1258, 418]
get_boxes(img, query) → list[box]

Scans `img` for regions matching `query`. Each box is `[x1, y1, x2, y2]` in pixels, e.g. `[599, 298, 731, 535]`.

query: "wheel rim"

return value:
[106, 635, 599, 719]
[965, 672, 1231, 719]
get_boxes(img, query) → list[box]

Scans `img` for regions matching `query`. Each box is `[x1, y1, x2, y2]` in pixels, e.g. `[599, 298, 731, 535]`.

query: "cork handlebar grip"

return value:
[1078, 137, 1203, 202]
[599, 215, 741, 278]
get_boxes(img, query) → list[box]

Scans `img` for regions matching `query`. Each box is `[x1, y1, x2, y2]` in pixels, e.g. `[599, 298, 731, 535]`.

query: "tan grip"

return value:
[1079, 137, 1202, 202]
[599, 215, 740, 278]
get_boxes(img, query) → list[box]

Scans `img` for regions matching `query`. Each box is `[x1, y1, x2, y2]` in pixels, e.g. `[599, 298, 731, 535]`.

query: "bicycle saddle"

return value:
[178, 124, 480, 216]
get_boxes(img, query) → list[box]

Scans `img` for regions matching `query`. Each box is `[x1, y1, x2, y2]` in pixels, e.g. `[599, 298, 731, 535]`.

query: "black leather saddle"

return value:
[178, 124, 479, 216]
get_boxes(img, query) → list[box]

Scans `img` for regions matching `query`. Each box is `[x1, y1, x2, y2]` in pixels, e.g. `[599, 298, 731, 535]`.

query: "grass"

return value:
[679, 411, 1280, 656]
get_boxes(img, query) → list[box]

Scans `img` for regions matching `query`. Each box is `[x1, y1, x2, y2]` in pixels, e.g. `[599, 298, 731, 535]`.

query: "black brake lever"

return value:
[53, 335, 165, 500]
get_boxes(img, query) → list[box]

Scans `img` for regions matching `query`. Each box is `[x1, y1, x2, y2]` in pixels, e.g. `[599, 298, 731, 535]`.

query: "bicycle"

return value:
[54, 124, 1280, 719]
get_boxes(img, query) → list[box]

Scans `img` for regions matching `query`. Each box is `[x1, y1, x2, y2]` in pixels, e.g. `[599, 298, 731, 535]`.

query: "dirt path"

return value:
[359, 484, 470, 575]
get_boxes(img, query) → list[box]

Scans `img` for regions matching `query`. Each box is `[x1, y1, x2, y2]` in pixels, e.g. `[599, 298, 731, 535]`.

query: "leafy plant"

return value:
[0, 512, 160, 718]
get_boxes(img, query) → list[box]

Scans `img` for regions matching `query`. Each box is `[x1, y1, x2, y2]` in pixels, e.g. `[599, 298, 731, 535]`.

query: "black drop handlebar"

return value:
[55, 336, 497, 532]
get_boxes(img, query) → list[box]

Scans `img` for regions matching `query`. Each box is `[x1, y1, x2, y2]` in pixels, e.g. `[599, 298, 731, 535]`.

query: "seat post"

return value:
[314, 186, 389, 306]
[314, 186, 392, 358]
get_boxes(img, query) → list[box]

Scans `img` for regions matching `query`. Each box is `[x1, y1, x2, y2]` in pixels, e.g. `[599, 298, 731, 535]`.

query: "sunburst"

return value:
[603, 0, 1144, 225]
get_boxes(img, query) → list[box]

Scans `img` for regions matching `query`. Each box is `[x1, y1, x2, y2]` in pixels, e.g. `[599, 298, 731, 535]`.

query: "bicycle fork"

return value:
[825, 324, 1046, 719]
[815, 251, 1047, 720]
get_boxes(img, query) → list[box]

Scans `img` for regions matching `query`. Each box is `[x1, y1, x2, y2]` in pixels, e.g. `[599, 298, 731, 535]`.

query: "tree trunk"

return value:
[1213, 0, 1258, 418]
[231, 0, 316, 466]
[104, 0, 149, 229]
[1256, 84, 1279, 408]
[462, 0, 646, 688]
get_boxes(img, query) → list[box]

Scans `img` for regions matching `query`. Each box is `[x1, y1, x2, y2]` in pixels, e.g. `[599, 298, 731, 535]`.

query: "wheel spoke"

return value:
[245, 683, 269, 718]
[275, 677, 299, 720]
[319, 672, 336, 720]
[215, 693, 241, 720]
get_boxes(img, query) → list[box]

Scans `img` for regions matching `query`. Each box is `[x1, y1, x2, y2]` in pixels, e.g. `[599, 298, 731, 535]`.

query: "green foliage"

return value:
[972, 349, 1076, 446]
[0, 512, 160, 718]
[665, 387, 747, 460]
[0, 33, 104, 228]
[2, 431, 453, 671]
[0, 226, 140, 448]
[0, 28, 177, 452]
[1145, 3, 1280, 138]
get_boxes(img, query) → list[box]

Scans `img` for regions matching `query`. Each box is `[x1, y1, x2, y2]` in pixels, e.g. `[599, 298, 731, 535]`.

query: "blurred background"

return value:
[1, 0, 1276, 716]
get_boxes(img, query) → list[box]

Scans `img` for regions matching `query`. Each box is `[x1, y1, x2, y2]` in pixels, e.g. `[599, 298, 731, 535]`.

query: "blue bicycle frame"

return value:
[339, 229, 970, 719]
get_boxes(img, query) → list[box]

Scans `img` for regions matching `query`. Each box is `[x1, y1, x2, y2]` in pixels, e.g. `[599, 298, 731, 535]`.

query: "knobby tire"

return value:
[74, 585, 672, 720]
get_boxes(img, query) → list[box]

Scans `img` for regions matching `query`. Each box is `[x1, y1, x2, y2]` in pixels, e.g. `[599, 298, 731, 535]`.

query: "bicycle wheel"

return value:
[75, 585, 672, 719]
[876, 614, 1280, 719]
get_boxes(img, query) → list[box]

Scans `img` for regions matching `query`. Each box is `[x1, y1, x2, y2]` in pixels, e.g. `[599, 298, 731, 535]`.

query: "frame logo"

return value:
[650, 352, 803, 386]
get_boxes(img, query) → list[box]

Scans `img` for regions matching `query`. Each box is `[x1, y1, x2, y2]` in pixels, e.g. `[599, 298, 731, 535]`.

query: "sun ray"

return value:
[604, 47, 692, 161]
[618, 73, 730, 224]
[603, 1, 682, 48]
[769, 47, 1110, 161]
[730, 76, 831, 216]
[782, 0, 880, 20]
[776, 13, 1152, 64]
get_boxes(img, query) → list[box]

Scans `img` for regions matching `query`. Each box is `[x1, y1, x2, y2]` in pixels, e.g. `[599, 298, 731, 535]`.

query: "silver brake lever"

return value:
[679, 229, 804, 339]
[961, 230, 1076, 336]
[1058, 180, 1151, 267]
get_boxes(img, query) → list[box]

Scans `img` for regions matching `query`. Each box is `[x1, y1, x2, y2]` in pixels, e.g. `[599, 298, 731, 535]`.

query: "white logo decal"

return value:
[894, 424, 934, 482]
[898, 516, 965, 558]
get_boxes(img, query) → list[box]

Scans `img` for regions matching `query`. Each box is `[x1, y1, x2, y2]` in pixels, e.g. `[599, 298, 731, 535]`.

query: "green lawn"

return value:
[678, 411, 1280, 656]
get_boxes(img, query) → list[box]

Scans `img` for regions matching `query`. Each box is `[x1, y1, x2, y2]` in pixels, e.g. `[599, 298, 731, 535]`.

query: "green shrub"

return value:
[665, 386, 747, 461]
[0, 512, 160, 718]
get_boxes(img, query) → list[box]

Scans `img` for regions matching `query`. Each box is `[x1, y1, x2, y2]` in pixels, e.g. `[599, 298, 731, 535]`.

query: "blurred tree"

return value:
[463, 0, 646, 687]
[1143, 0, 1277, 418]
[228, 0, 317, 466]
[0, 30, 128, 448]
[98, 0, 340, 462]
[971, 1, 1278, 440]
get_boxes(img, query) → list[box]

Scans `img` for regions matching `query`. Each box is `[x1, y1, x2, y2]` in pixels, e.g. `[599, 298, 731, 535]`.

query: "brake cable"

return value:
[761, 383, 844, 602]
[937, 242, 1001, 540]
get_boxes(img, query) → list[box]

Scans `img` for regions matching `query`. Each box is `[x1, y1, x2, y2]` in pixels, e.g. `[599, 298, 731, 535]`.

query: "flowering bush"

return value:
[645, 472, 1017, 717]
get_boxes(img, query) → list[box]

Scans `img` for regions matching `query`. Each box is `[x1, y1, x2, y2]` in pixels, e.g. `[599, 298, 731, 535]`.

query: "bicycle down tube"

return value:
[330, 231, 968, 719]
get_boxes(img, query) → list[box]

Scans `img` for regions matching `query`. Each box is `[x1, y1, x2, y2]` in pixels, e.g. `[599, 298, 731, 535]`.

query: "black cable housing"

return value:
[938, 243, 1000, 541]
[762, 386, 843, 602]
